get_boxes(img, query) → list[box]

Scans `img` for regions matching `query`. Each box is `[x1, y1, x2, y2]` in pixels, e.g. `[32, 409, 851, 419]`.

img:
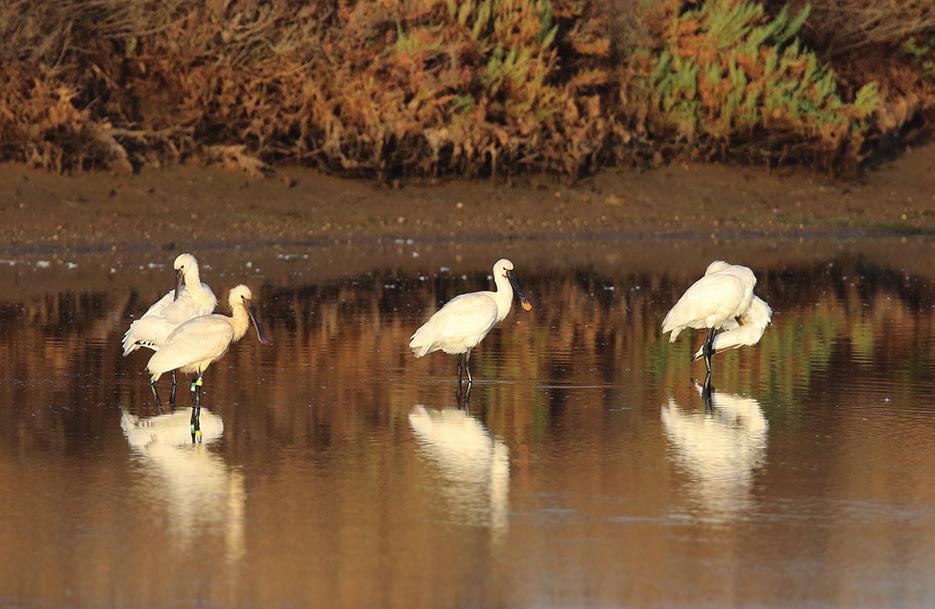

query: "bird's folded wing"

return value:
[139, 289, 180, 319]
[150, 317, 234, 372]
[431, 293, 499, 338]
[667, 274, 746, 327]
[162, 290, 212, 325]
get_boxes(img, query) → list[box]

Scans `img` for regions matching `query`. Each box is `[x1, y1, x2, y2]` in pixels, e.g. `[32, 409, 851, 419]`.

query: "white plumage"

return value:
[147, 284, 268, 383]
[661, 260, 756, 342]
[692, 295, 772, 360]
[662, 260, 769, 374]
[409, 405, 509, 532]
[661, 385, 768, 522]
[122, 253, 217, 356]
[410, 291, 501, 358]
[121, 408, 245, 560]
[410, 258, 532, 386]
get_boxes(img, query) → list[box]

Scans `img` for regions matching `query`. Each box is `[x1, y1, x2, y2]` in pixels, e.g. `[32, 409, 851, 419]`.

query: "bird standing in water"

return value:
[123, 253, 217, 407]
[410, 259, 532, 397]
[662, 261, 768, 377]
[146, 285, 269, 442]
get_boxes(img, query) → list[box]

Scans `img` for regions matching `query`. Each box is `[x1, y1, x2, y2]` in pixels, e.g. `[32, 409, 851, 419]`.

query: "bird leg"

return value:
[149, 381, 162, 412]
[169, 371, 178, 411]
[456, 354, 464, 398]
[701, 375, 714, 412]
[190, 375, 204, 444]
[702, 327, 716, 377]
[464, 349, 473, 386]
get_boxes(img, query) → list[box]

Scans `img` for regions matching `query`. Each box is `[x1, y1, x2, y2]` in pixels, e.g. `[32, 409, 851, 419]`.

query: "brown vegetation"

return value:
[0, 0, 931, 177]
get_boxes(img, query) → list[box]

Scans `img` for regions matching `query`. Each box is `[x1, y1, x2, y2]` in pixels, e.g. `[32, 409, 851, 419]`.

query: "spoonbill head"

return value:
[146, 284, 268, 441]
[661, 260, 759, 375]
[122, 252, 218, 408]
[173, 253, 200, 301]
[146, 284, 269, 384]
[410, 258, 532, 393]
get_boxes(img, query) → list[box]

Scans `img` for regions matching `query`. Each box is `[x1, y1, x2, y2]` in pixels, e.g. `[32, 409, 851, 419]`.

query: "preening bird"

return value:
[662, 260, 764, 375]
[410, 259, 532, 393]
[692, 295, 772, 361]
[123, 253, 217, 406]
[146, 285, 269, 441]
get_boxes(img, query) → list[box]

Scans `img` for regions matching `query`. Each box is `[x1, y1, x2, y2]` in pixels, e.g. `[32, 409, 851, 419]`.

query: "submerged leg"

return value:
[149, 380, 162, 411]
[701, 374, 714, 411]
[456, 354, 464, 398]
[169, 372, 178, 410]
[464, 349, 473, 385]
[190, 375, 204, 444]
[702, 327, 716, 377]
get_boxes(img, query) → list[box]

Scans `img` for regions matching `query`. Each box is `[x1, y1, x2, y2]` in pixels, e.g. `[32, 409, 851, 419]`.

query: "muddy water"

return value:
[1, 240, 934, 609]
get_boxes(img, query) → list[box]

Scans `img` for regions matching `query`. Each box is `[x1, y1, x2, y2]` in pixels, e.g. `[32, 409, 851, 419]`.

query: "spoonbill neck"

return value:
[184, 264, 204, 290]
[493, 273, 514, 321]
[229, 302, 250, 342]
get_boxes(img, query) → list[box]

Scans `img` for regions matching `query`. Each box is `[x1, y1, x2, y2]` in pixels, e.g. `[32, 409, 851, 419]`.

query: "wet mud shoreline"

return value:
[0, 142, 931, 257]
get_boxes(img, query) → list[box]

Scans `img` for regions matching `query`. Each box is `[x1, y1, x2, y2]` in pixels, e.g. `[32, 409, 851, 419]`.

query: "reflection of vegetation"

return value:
[0, 256, 933, 454]
[2, 254, 934, 609]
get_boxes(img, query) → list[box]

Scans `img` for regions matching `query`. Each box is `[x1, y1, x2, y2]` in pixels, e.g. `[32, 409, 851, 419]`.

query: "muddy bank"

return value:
[0, 142, 931, 258]
[2, 233, 934, 302]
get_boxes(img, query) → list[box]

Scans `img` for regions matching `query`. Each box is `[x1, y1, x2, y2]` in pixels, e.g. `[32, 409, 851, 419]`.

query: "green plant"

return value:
[626, 0, 880, 160]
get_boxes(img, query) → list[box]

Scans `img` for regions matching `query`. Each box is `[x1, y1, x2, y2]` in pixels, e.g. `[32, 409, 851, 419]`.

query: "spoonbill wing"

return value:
[692, 296, 772, 360]
[147, 316, 234, 381]
[410, 292, 498, 356]
[123, 285, 218, 355]
[162, 284, 217, 324]
[141, 289, 180, 319]
[662, 273, 746, 341]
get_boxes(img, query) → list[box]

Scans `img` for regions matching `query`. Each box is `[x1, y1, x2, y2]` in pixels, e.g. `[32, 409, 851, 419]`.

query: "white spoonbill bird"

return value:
[692, 295, 772, 361]
[661, 260, 759, 375]
[123, 253, 217, 406]
[146, 285, 269, 441]
[410, 259, 532, 392]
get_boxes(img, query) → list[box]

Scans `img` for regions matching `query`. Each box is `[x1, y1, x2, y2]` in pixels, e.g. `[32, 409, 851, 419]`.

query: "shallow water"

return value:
[1, 240, 935, 609]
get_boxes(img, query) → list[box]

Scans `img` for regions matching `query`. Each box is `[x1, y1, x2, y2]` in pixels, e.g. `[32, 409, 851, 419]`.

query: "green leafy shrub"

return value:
[623, 0, 881, 163]
[0, 0, 926, 176]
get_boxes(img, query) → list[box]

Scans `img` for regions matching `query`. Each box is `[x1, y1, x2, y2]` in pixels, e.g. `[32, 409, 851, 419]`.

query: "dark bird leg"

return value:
[169, 371, 178, 410]
[464, 349, 473, 386]
[701, 375, 714, 412]
[190, 375, 204, 444]
[149, 381, 162, 412]
[703, 327, 716, 378]
[456, 354, 464, 398]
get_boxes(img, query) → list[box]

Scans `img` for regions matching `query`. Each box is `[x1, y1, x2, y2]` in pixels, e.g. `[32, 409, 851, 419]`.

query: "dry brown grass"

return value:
[779, 0, 935, 55]
[0, 0, 930, 176]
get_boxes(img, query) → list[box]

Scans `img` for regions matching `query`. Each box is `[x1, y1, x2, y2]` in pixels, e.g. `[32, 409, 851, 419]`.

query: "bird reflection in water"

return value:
[121, 408, 245, 561]
[408, 402, 510, 534]
[661, 379, 768, 523]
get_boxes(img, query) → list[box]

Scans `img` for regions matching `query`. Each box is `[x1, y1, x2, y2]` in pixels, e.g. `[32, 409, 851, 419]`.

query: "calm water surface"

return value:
[1, 241, 934, 609]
